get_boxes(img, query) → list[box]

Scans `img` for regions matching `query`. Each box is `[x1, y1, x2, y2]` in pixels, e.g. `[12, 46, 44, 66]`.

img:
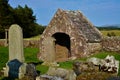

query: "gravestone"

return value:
[7, 59, 22, 78]
[41, 37, 58, 66]
[4, 24, 26, 79]
[9, 24, 24, 62]
[26, 63, 38, 79]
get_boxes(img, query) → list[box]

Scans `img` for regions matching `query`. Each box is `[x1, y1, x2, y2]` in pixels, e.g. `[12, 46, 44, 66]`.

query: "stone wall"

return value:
[0, 39, 39, 48]
[1, 37, 120, 53]
[102, 37, 120, 52]
[86, 37, 120, 53]
[0, 39, 5, 46]
[23, 40, 39, 48]
[87, 43, 102, 54]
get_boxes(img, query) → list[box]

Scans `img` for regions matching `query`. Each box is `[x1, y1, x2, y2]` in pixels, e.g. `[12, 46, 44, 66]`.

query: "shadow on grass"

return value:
[1, 77, 16, 80]
[31, 61, 43, 66]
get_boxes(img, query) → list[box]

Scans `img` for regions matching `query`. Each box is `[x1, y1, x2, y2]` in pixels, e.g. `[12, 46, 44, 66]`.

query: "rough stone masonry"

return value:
[39, 9, 102, 62]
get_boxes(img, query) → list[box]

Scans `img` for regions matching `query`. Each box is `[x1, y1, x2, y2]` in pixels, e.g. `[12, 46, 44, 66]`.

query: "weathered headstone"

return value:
[41, 37, 58, 66]
[26, 63, 38, 79]
[9, 24, 24, 62]
[4, 24, 26, 79]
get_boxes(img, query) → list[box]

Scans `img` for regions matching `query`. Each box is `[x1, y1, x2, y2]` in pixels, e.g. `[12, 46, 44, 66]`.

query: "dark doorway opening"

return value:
[52, 32, 71, 62]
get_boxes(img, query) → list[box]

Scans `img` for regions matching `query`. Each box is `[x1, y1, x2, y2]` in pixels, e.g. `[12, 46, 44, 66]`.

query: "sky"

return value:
[9, 0, 120, 26]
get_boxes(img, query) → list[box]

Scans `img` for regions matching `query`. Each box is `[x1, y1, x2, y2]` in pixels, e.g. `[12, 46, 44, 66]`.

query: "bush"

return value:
[107, 32, 116, 37]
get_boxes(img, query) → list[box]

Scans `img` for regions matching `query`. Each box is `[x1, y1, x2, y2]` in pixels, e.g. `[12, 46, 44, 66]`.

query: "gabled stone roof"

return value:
[63, 9, 102, 42]
[39, 9, 103, 61]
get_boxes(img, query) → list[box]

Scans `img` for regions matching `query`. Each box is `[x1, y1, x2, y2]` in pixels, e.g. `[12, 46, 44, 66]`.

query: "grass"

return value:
[100, 30, 120, 36]
[24, 35, 40, 40]
[36, 65, 49, 74]
[0, 47, 8, 70]
[59, 61, 73, 69]
[0, 47, 40, 80]
[0, 46, 120, 79]
[90, 51, 120, 60]
[58, 51, 120, 76]
[0, 47, 39, 70]
[24, 47, 39, 63]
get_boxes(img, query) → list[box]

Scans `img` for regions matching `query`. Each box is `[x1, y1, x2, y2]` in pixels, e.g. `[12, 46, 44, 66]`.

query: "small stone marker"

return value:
[4, 24, 26, 79]
[4, 29, 8, 47]
[41, 37, 58, 66]
[26, 63, 38, 79]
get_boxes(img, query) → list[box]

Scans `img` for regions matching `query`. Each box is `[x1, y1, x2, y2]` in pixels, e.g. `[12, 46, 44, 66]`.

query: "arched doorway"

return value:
[52, 32, 71, 62]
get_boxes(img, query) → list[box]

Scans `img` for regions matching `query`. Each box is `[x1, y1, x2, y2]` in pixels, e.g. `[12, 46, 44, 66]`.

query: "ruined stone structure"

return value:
[39, 9, 102, 62]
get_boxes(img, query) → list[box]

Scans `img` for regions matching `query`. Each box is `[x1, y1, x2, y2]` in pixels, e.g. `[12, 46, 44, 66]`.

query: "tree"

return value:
[107, 32, 116, 37]
[0, 0, 15, 38]
[13, 5, 35, 37]
[0, 1, 45, 38]
[13, 5, 44, 38]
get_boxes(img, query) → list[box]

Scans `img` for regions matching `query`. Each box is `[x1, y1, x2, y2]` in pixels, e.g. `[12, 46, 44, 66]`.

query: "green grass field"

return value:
[100, 30, 120, 36]
[0, 47, 120, 79]
[0, 47, 39, 70]
[24, 35, 40, 40]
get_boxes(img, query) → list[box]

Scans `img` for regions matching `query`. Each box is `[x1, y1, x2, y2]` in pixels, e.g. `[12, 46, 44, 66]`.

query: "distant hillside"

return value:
[96, 24, 120, 30]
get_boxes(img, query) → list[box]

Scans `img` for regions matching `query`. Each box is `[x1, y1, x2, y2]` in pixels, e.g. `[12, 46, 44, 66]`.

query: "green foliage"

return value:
[36, 65, 49, 74]
[0, 1, 45, 39]
[101, 30, 120, 36]
[0, 47, 39, 70]
[13, 5, 45, 38]
[0, 0, 15, 38]
[24, 47, 39, 63]
[59, 61, 73, 69]
[90, 51, 120, 60]
[97, 26, 120, 31]
[0, 47, 8, 70]
[13, 5, 35, 37]
[107, 32, 116, 37]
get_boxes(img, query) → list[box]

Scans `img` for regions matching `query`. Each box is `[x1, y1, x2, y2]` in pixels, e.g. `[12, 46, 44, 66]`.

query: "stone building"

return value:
[38, 9, 102, 62]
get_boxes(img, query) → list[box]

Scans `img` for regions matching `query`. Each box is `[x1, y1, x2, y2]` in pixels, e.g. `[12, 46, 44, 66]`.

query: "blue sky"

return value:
[9, 0, 120, 26]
